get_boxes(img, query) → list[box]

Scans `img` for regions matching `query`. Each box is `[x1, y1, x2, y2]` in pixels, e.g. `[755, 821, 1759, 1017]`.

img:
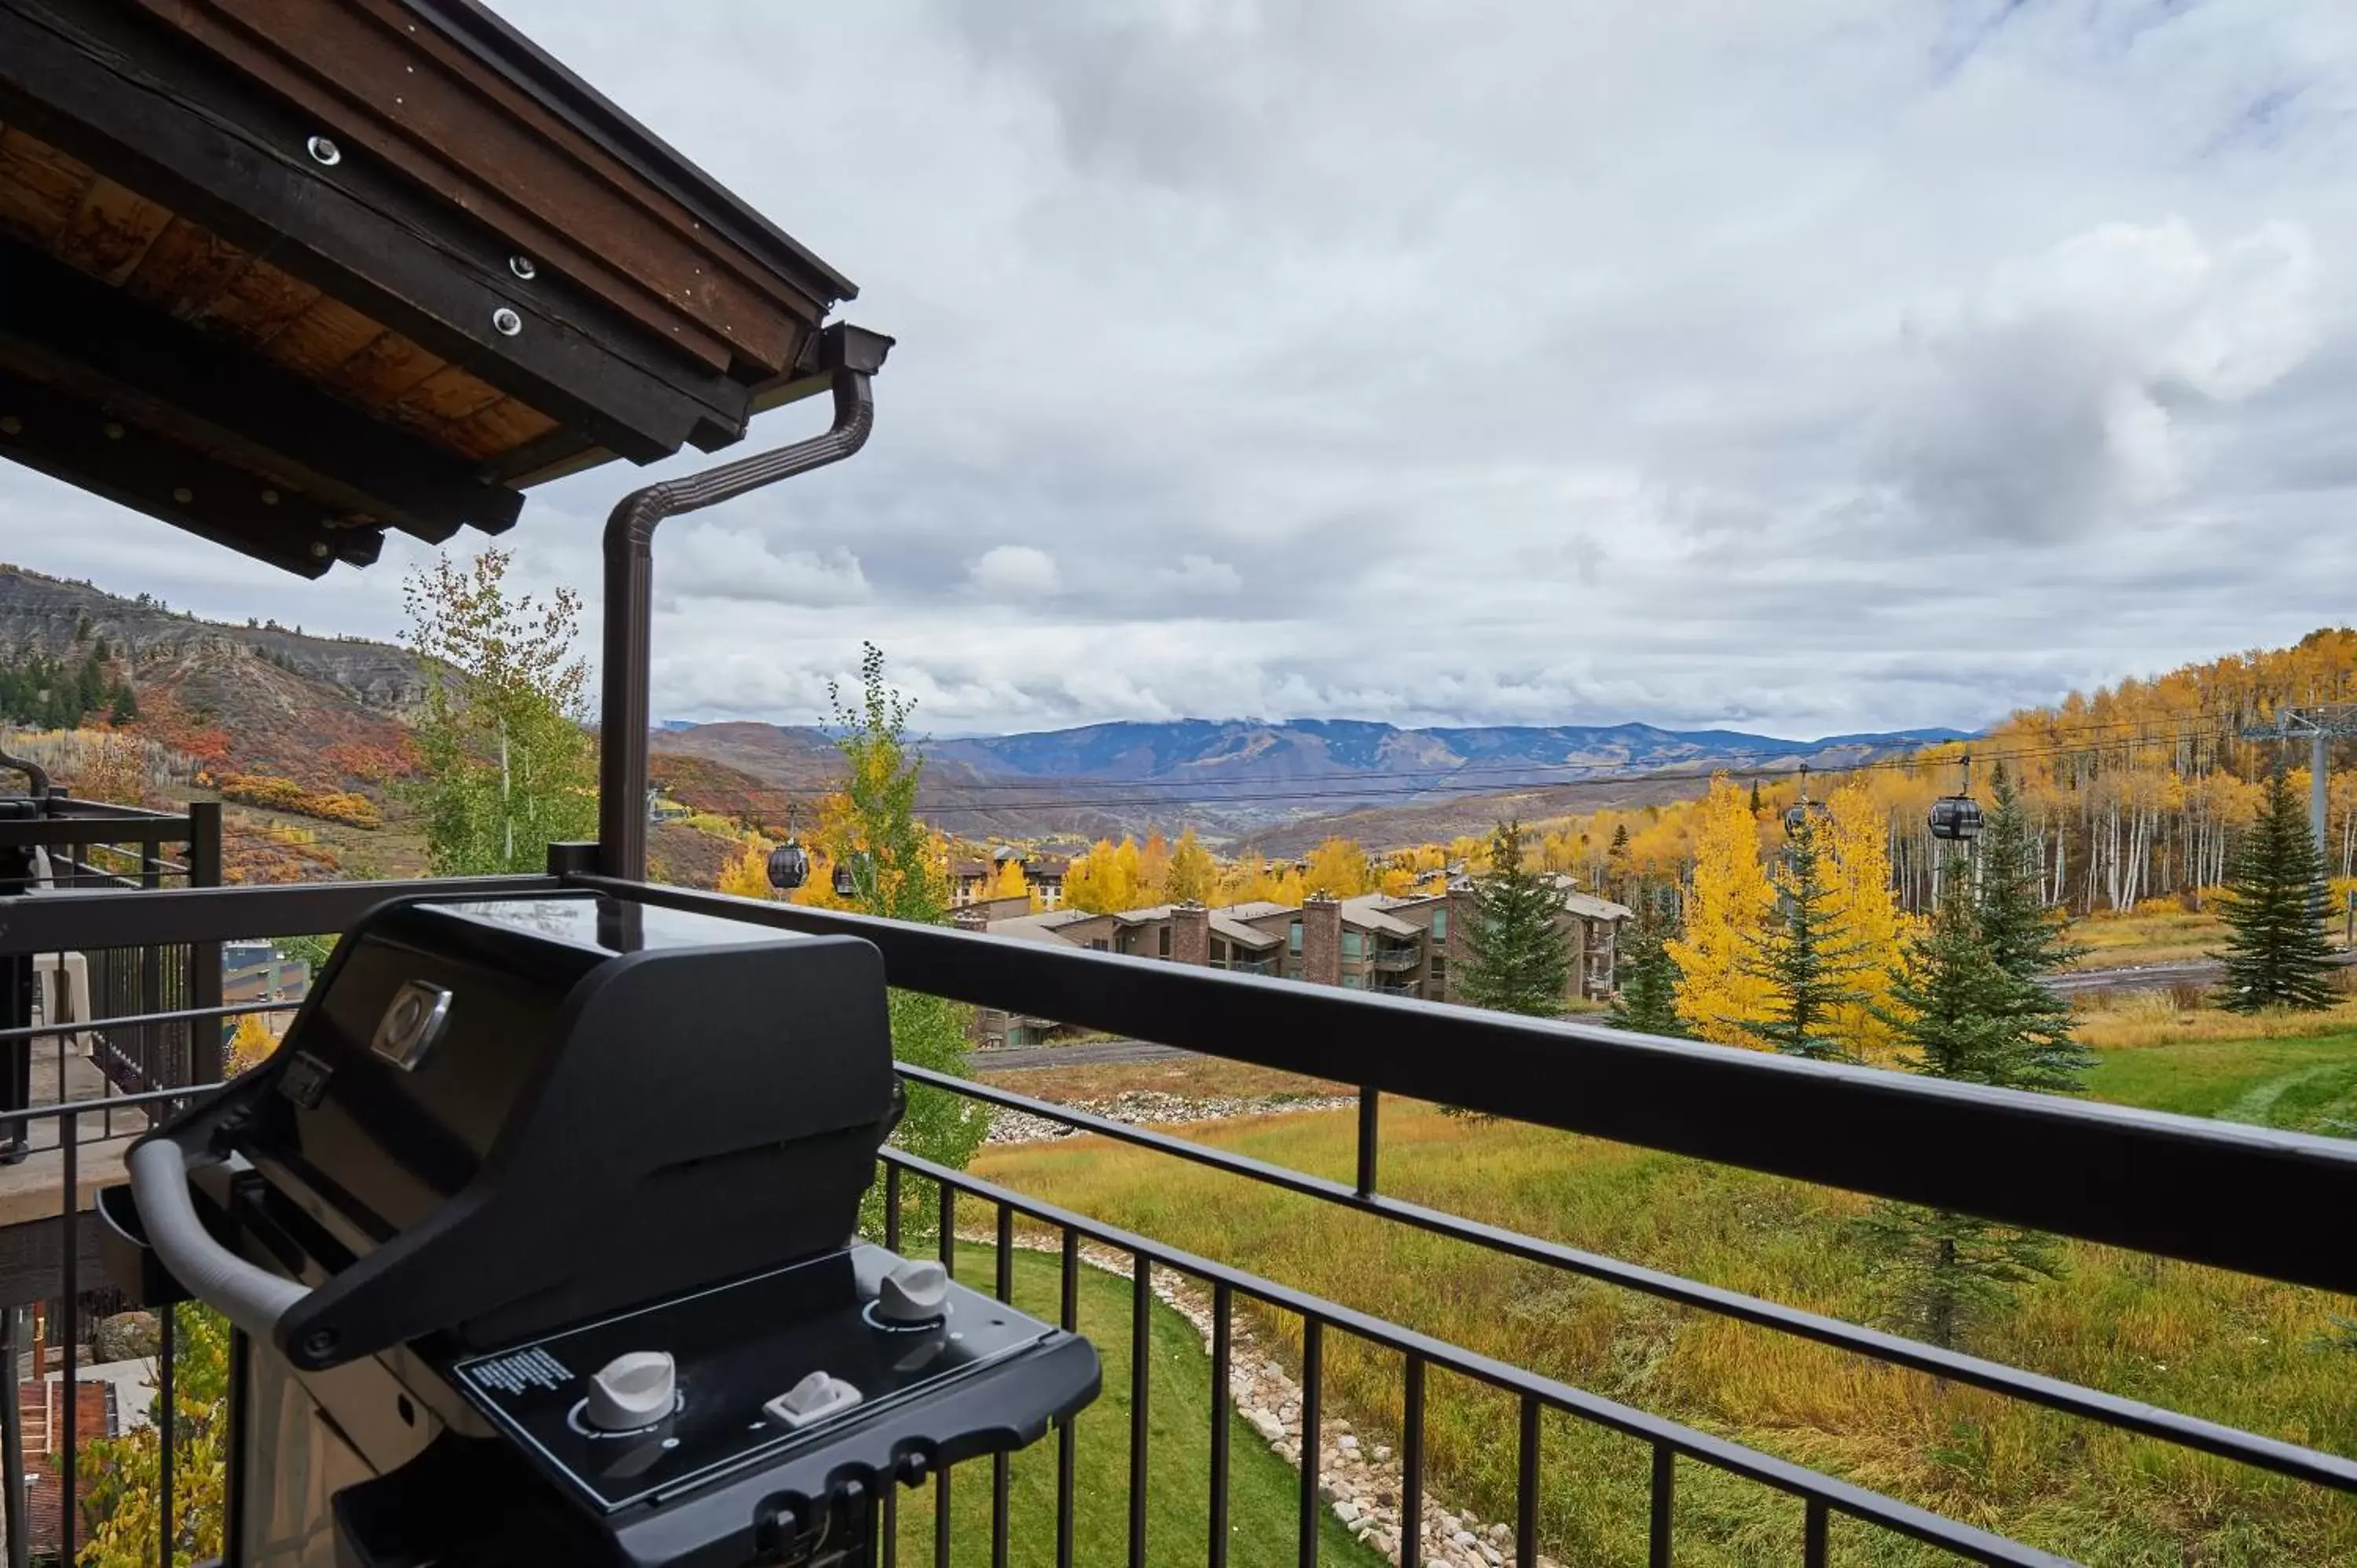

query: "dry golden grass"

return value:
[2067, 903, 2231, 969]
[2073, 988, 2357, 1051]
[978, 1054, 1352, 1103]
[975, 1089, 2357, 1566]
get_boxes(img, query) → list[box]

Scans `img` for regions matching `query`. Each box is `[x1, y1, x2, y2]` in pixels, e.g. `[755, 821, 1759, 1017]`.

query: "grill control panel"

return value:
[449, 1244, 1056, 1512]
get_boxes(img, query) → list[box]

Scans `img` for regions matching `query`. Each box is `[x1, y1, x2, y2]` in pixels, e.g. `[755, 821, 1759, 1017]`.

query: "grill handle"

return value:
[126, 1138, 309, 1343]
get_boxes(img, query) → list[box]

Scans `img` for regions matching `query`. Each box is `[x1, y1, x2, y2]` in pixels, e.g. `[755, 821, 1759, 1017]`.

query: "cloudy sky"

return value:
[8, 0, 2357, 738]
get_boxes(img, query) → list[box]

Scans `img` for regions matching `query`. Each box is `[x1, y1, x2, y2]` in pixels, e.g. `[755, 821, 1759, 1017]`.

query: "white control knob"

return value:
[765, 1369, 863, 1430]
[584, 1350, 676, 1431]
[876, 1260, 950, 1325]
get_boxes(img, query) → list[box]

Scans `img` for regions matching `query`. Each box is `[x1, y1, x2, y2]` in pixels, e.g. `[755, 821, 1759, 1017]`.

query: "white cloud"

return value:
[1154, 554, 1242, 595]
[1884, 218, 2324, 537]
[659, 525, 871, 606]
[9, 0, 2357, 740]
[967, 544, 1061, 598]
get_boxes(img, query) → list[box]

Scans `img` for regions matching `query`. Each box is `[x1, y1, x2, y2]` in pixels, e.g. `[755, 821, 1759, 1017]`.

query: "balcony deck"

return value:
[0, 1044, 148, 1230]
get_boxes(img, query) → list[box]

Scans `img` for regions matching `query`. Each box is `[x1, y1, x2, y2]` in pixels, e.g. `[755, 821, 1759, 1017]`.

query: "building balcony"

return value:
[0, 847, 2348, 1568]
[1369, 946, 1422, 973]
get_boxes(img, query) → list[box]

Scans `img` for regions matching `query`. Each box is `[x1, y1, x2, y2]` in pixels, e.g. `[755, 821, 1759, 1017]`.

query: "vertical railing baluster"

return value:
[936, 1182, 954, 1568]
[1299, 1317, 1323, 1568]
[885, 1162, 903, 1252]
[1354, 1087, 1379, 1197]
[140, 842, 163, 1116]
[189, 804, 224, 1086]
[1516, 1395, 1539, 1568]
[1056, 1227, 1078, 1568]
[159, 1302, 177, 1568]
[1129, 1255, 1150, 1568]
[992, 1204, 1013, 1568]
[2, 1305, 24, 1568]
[1804, 1498, 1829, 1567]
[1209, 1280, 1233, 1568]
[1401, 1354, 1424, 1568]
[1648, 1442, 1674, 1568]
[226, 1328, 251, 1563]
[59, 1108, 75, 1566]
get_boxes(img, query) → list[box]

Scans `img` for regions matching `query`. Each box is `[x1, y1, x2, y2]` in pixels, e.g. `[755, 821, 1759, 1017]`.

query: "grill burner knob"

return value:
[876, 1260, 950, 1326]
[585, 1350, 676, 1431]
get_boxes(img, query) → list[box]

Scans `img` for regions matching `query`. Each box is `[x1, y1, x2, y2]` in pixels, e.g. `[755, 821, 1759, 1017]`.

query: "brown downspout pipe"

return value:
[597, 324, 893, 881]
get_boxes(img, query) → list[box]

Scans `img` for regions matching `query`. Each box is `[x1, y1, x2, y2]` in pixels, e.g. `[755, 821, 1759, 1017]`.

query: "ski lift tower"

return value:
[2238, 705, 2357, 859]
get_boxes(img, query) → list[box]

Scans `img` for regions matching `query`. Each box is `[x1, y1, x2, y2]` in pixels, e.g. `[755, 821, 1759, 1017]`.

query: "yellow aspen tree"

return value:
[1066, 837, 1146, 913]
[1304, 836, 1372, 896]
[226, 1012, 278, 1075]
[1667, 777, 1776, 1046]
[1167, 829, 1218, 903]
[716, 840, 774, 900]
[992, 857, 1029, 899]
[1215, 852, 1265, 905]
[1822, 780, 1909, 1061]
[1138, 833, 1174, 901]
[1109, 837, 1145, 907]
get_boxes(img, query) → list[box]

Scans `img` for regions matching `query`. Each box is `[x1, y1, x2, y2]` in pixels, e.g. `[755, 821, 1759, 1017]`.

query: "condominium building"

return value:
[960, 881, 1629, 1048]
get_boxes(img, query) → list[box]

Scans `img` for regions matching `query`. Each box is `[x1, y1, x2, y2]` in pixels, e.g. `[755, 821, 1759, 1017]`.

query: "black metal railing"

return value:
[0, 801, 224, 1164]
[0, 866, 2350, 1566]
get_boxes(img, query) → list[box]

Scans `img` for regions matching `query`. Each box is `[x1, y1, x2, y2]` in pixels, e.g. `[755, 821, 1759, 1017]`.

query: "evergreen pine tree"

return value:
[1737, 808, 1864, 1061]
[1747, 779, 1762, 815]
[107, 683, 137, 725]
[1857, 852, 2064, 1348]
[1974, 765, 2092, 1090]
[75, 648, 105, 716]
[1604, 822, 1631, 900]
[1605, 885, 1686, 1037]
[1457, 819, 1572, 1017]
[2218, 764, 2337, 1012]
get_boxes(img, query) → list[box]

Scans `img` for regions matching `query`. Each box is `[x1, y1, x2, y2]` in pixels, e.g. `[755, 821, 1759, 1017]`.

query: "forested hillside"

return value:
[1466, 628, 2357, 918]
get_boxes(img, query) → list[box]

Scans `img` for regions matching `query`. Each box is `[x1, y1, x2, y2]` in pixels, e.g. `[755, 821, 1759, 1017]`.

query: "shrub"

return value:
[216, 773, 383, 829]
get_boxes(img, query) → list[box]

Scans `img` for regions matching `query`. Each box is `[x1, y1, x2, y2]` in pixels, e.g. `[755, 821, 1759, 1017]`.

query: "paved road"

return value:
[2046, 951, 2357, 997]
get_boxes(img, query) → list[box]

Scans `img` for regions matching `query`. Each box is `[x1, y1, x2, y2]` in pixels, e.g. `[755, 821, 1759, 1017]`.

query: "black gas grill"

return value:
[101, 892, 1098, 1566]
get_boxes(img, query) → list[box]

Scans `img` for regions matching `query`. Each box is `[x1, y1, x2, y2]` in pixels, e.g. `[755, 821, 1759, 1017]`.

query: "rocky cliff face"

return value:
[0, 566, 427, 716]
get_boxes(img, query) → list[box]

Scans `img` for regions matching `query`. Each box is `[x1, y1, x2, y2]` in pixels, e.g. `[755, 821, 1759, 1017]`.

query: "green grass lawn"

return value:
[2088, 1028, 2357, 1135]
[892, 1241, 1385, 1568]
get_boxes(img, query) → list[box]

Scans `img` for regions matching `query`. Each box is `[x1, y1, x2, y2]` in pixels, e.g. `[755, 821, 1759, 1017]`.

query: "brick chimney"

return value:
[1170, 902, 1210, 965]
[951, 908, 989, 934]
[1301, 894, 1342, 985]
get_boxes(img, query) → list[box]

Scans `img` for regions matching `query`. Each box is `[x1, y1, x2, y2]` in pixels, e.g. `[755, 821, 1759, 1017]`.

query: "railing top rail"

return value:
[0, 815, 195, 849]
[8, 870, 2355, 1299]
[0, 874, 563, 952]
[574, 875, 2357, 1297]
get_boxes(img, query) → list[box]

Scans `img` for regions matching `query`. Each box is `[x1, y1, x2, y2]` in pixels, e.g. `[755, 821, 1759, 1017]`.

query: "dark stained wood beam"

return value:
[0, 0, 753, 464]
[0, 365, 383, 576]
[0, 244, 522, 543]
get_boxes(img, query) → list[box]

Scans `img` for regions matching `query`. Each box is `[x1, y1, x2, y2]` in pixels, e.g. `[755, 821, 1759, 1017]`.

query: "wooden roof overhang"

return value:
[0, 0, 860, 577]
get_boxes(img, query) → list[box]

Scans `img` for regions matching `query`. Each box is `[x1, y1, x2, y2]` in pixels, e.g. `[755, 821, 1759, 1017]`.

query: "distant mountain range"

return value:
[653, 716, 1974, 848]
[926, 718, 1970, 784]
